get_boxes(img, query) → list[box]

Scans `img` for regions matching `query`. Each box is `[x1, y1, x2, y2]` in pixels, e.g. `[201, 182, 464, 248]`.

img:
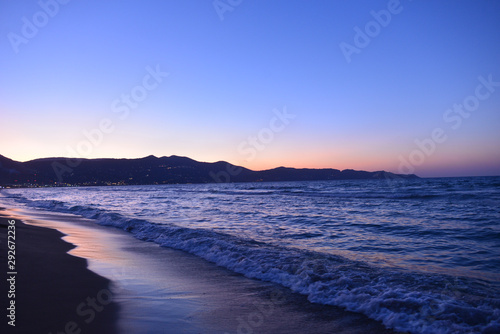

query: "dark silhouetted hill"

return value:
[0, 154, 419, 187]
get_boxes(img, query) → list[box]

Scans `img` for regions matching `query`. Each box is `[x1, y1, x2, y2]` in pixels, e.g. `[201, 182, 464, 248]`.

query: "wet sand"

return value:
[0, 205, 396, 333]
[0, 208, 118, 334]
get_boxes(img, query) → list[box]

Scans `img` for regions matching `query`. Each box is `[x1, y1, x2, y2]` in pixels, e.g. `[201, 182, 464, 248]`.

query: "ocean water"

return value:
[1, 177, 499, 333]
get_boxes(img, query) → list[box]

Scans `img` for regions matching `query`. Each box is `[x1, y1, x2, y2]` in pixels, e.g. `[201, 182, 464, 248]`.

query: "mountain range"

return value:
[0, 154, 419, 187]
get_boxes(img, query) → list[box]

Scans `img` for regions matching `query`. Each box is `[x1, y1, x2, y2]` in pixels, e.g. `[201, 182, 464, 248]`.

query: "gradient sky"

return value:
[1, 0, 499, 177]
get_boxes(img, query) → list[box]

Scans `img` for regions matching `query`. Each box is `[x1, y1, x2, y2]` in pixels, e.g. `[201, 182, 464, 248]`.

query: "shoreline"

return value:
[0, 205, 396, 333]
[0, 208, 119, 334]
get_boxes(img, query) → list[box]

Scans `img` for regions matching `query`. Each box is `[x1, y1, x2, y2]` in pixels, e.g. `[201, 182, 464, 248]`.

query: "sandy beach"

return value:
[0, 209, 119, 334]
[0, 204, 396, 334]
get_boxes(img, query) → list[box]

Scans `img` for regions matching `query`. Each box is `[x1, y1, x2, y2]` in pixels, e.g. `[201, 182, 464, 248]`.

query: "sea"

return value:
[1, 177, 499, 333]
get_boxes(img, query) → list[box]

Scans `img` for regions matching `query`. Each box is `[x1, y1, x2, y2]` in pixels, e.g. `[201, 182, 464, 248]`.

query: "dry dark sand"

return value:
[0, 209, 118, 334]
[0, 206, 397, 334]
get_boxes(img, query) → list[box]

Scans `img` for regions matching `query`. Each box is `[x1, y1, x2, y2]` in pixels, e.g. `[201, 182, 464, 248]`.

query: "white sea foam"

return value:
[1, 194, 498, 333]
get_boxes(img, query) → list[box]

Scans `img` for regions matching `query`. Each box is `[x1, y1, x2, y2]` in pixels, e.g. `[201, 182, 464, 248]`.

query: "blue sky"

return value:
[1, 0, 499, 177]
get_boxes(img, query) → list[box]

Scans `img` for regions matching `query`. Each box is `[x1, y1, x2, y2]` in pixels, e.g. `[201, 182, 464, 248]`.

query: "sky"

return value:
[1, 0, 499, 177]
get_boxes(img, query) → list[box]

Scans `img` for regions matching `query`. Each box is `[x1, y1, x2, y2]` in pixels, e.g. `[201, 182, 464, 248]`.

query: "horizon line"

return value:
[3, 153, 499, 179]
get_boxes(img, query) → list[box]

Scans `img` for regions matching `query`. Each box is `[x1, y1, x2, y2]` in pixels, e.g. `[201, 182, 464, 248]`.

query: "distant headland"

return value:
[0, 154, 419, 188]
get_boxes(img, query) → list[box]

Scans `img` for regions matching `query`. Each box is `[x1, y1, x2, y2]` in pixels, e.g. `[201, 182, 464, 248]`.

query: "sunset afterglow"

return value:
[1, 1, 499, 177]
